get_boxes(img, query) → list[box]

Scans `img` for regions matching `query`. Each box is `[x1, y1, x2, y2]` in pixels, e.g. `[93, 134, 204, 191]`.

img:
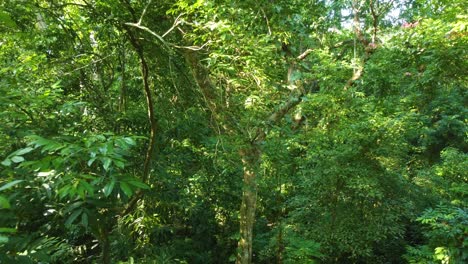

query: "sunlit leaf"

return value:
[0, 227, 16, 233]
[0, 180, 24, 191]
[12, 147, 34, 156]
[11, 156, 25, 163]
[0, 159, 11, 166]
[123, 137, 136, 145]
[87, 157, 97, 166]
[102, 157, 112, 171]
[0, 235, 8, 244]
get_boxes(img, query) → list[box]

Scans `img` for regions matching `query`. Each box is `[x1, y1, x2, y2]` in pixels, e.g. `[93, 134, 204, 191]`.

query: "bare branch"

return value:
[267, 92, 303, 124]
[137, 0, 152, 26]
[344, 66, 363, 90]
[173, 41, 211, 51]
[297, 48, 314, 61]
[64, 54, 113, 75]
[125, 21, 210, 51]
[124, 22, 167, 46]
[260, 8, 272, 35]
[162, 13, 184, 38]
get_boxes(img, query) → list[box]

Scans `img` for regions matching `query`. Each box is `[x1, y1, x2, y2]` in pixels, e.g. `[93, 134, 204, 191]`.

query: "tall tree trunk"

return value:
[121, 26, 158, 216]
[100, 226, 111, 264]
[237, 145, 261, 264]
[185, 48, 312, 264]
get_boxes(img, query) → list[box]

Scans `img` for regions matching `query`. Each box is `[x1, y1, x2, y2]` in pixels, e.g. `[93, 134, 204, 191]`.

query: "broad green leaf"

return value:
[114, 159, 125, 169]
[65, 209, 83, 226]
[80, 180, 94, 195]
[128, 180, 150, 189]
[0, 180, 24, 191]
[77, 185, 85, 199]
[11, 156, 25, 163]
[123, 137, 136, 145]
[119, 182, 133, 197]
[29, 135, 51, 147]
[102, 157, 112, 171]
[87, 157, 97, 166]
[103, 178, 115, 197]
[12, 147, 34, 156]
[0, 159, 11, 166]
[0, 227, 16, 233]
[0, 235, 8, 244]
[58, 185, 71, 199]
[81, 212, 88, 227]
[65, 201, 84, 213]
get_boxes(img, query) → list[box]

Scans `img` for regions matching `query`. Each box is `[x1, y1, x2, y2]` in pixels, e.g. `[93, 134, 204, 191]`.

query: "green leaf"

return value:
[1, 159, 11, 166]
[103, 178, 115, 197]
[80, 180, 94, 196]
[119, 182, 133, 197]
[0, 196, 10, 209]
[0, 180, 24, 191]
[58, 185, 71, 199]
[87, 157, 97, 166]
[128, 180, 150, 189]
[0, 10, 17, 28]
[51, 81, 61, 89]
[81, 212, 88, 227]
[102, 157, 112, 171]
[11, 156, 25, 163]
[64, 201, 84, 213]
[77, 185, 85, 199]
[0, 227, 16, 233]
[65, 209, 83, 226]
[123, 137, 136, 145]
[114, 159, 125, 169]
[29, 135, 51, 147]
[12, 147, 34, 156]
[0, 235, 8, 244]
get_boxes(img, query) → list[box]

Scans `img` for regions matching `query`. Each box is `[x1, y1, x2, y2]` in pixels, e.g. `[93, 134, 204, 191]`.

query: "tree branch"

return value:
[121, 26, 158, 217]
[137, 0, 152, 26]
[297, 49, 314, 61]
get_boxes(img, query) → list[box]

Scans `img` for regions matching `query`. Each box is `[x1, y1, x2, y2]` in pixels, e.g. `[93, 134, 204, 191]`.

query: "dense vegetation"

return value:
[0, 0, 466, 263]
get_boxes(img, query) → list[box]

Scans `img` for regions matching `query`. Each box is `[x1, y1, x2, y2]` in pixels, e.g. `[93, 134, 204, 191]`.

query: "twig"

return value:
[124, 22, 167, 45]
[173, 41, 211, 51]
[137, 0, 152, 26]
[162, 13, 184, 38]
[260, 8, 272, 35]
[64, 54, 113, 75]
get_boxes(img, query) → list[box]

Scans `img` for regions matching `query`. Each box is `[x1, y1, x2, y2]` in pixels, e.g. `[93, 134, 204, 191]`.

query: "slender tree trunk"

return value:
[276, 222, 284, 264]
[100, 227, 111, 264]
[121, 27, 158, 216]
[237, 145, 261, 264]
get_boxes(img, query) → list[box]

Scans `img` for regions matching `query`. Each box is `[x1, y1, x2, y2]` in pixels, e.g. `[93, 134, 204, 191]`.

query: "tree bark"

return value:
[237, 145, 261, 264]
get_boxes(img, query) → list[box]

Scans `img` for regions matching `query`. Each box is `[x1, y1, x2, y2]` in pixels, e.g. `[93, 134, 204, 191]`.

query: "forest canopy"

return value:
[0, 0, 467, 263]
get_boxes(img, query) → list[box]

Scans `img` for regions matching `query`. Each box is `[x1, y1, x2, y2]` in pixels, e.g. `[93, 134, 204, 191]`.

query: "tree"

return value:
[0, 0, 466, 263]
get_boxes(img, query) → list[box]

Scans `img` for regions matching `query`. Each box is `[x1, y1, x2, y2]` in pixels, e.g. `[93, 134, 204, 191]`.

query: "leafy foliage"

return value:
[0, 0, 466, 263]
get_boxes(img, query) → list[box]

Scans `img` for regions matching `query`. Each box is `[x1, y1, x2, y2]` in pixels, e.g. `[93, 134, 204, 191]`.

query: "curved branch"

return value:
[121, 27, 158, 216]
